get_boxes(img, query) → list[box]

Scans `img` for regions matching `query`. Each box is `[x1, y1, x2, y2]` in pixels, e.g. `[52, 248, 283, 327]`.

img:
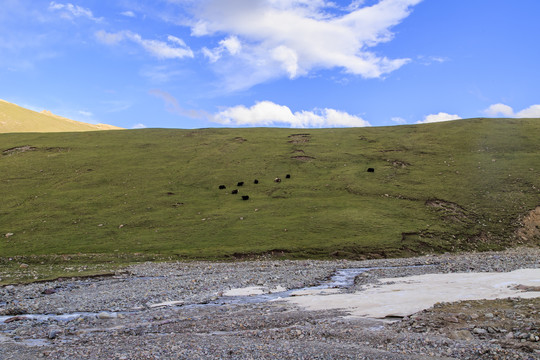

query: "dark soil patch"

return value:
[292, 156, 315, 161]
[229, 249, 291, 260]
[44, 147, 70, 152]
[2, 145, 37, 155]
[358, 136, 376, 143]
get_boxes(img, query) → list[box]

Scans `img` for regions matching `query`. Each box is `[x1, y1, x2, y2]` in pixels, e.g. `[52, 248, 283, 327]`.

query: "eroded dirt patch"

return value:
[2, 146, 36, 156]
[288, 133, 311, 144]
[291, 155, 315, 161]
[388, 159, 410, 168]
[425, 198, 472, 223]
[517, 206, 540, 243]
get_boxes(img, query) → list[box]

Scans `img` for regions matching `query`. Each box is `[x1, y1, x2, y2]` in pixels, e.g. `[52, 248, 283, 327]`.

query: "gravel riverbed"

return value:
[1, 247, 539, 359]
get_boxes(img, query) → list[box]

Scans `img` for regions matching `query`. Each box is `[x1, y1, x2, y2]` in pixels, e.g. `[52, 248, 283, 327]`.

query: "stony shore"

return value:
[1, 247, 539, 359]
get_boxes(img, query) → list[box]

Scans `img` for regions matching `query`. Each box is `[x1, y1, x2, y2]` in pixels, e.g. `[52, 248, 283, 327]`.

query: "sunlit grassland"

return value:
[1, 118, 539, 283]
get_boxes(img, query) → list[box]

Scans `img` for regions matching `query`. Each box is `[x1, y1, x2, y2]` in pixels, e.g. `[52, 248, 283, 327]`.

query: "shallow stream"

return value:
[0, 264, 434, 323]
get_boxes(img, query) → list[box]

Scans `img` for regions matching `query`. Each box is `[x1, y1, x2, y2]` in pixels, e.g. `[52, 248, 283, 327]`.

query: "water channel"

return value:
[0, 264, 436, 323]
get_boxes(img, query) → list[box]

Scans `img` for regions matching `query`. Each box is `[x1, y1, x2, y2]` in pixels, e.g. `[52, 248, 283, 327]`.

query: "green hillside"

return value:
[1, 118, 539, 281]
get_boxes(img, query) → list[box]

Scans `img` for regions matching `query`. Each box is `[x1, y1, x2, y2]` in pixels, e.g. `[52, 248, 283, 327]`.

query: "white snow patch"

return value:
[286, 268, 540, 319]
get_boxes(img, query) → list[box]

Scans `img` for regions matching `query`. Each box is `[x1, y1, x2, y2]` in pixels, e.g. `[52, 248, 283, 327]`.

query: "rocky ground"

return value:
[1, 248, 539, 359]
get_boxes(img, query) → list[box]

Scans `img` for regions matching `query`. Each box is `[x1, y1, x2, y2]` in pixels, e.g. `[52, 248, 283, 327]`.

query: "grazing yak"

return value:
[232, 189, 238, 194]
[237, 181, 244, 186]
[367, 168, 375, 173]
[285, 174, 291, 179]
[242, 195, 250, 200]
[254, 179, 259, 184]
[274, 177, 281, 183]
[219, 185, 226, 189]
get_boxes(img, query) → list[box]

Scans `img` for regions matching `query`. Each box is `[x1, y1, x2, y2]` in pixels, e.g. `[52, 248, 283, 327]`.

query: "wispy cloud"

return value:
[102, 100, 132, 113]
[120, 10, 136, 18]
[95, 30, 194, 59]
[417, 112, 462, 124]
[78, 110, 93, 117]
[179, 0, 423, 90]
[484, 103, 540, 118]
[213, 101, 371, 128]
[140, 65, 187, 83]
[49, 2, 102, 22]
[417, 55, 448, 65]
[132, 123, 147, 129]
[391, 116, 407, 124]
[149, 89, 211, 120]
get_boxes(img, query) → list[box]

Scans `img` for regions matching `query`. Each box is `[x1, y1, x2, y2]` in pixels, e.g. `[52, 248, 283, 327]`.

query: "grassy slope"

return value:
[0, 100, 122, 133]
[1, 119, 539, 273]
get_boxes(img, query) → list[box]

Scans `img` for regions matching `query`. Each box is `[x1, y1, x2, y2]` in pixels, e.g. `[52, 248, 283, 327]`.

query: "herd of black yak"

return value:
[218, 168, 374, 201]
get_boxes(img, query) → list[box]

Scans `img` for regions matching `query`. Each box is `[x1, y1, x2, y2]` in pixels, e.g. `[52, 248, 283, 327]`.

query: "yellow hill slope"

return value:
[0, 99, 123, 133]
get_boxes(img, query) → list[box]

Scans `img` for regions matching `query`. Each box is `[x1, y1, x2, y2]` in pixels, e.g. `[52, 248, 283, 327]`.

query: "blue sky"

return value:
[1, 0, 540, 129]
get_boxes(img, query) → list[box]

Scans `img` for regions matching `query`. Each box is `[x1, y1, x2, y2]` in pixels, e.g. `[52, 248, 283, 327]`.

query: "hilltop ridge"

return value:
[0, 99, 123, 133]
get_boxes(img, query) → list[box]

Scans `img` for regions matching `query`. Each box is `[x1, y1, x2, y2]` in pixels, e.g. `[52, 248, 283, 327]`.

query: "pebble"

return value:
[448, 330, 474, 341]
[97, 312, 115, 320]
[48, 329, 61, 339]
[473, 327, 488, 335]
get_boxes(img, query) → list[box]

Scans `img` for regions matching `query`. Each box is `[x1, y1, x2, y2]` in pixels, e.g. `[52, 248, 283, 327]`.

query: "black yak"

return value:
[219, 185, 226, 189]
[242, 195, 250, 200]
[367, 168, 375, 173]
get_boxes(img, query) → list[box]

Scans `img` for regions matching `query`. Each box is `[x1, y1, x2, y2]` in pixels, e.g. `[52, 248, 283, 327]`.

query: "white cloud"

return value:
[484, 103, 514, 117]
[49, 2, 102, 22]
[202, 36, 242, 62]
[213, 101, 370, 128]
[272, 45, 299, 78]
[132, 123, 147, 129]
[221, 36, 242, 55]
[417, 112, 462, 124]
[182, 0, 423, 90]
[95, 30, 194, 59]
[483, 103, 540, 118]
[515, 105, 540, 118]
